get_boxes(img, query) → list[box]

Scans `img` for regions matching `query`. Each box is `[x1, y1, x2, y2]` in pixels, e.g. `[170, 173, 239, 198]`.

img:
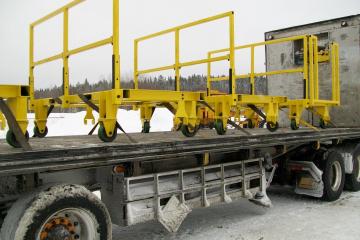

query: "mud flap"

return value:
[158, 195, 191, 233]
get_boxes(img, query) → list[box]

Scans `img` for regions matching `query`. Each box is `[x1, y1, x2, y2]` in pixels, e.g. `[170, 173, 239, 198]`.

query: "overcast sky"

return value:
[0, 0, 359, 89]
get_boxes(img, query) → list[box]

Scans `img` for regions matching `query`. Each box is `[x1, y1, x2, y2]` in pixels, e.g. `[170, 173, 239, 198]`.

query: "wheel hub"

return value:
[330, 161, 342, 191]
[47, 225, 72, 240]
[40, 217, 77, 240]
[357, 155, 360, 182]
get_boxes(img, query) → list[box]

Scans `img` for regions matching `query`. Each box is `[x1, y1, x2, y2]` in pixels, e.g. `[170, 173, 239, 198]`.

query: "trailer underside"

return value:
[1, 128, 360, 176]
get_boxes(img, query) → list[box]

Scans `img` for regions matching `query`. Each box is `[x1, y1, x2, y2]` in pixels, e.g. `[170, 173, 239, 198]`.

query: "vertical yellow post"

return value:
[313, 36, 319, 100]
[175, 29, 180, 91]
[134, 40, 139, 89]
[63, 9, 69, 98]
[250, 46, 255, 95]
[308, 36, 314, 104]
[29, 25, 35, 101]
[331, 43, 340, 103]
[303, 36, 308, 99]
[207, 52, 212, 96]
[229, 12, 236, 96]
[113, 0, 121, 89]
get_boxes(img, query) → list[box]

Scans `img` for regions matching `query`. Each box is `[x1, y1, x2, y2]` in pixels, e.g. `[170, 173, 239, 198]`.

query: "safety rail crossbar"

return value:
[207, 35, 308, 96]
[29, 0, 120, 100]
[207, 35, 340, 105]
[134, 11, 236, 92]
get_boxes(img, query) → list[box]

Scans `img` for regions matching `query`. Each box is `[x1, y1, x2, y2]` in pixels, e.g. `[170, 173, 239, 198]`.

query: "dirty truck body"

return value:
[1, 128, 360, 239]
[1, 16, 360, 240]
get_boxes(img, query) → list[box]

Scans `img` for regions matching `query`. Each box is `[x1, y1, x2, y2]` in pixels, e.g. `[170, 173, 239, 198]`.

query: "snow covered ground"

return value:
[1, 110, 359, 239]
[113, 188, 360, 240]
[0, 108, 174, 139]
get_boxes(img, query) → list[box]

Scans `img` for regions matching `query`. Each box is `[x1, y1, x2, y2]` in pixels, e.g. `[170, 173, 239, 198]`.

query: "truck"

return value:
[1, 7, 360, 240]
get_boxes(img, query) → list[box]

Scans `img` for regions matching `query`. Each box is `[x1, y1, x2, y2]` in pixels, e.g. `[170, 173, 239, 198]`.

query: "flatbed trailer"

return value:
[1, 127, 360, 239]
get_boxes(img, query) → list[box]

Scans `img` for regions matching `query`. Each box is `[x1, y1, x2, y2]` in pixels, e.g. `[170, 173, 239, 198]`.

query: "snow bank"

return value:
[0, 108, 173, 139]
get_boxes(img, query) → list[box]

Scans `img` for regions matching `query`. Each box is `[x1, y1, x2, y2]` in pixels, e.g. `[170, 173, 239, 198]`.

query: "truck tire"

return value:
[0, 184, 112, 240]
[320, 151, 345, 201]
[345, 145, 360, 191]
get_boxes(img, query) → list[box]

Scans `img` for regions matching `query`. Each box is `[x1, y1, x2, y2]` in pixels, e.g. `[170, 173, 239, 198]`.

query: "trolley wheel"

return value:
[98, 124, 117, 142]
[0, 184, 111, 240]
[266, 122, 279, 132]
[259, 120, 266, 128]
[142, 121, 151, 133]
[319, 119, 327, 129]
[290, 119, 299, 130]
[319, 151, 345, 201]
[214, 120, 227, 135]
[181, 124, 199, 137]
[345, 145, 360, 191]
[33, 126, 48, 138]
[247, 119, 255, 129]
[6, 130, 29, 148]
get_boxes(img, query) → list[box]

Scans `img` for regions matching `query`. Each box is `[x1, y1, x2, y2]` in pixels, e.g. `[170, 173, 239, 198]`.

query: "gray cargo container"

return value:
[265, 14, 360, 127]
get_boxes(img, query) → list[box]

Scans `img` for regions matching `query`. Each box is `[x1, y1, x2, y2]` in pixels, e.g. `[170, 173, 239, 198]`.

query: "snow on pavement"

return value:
[113, 187, 360, 240]
[0, 108, 173, 139]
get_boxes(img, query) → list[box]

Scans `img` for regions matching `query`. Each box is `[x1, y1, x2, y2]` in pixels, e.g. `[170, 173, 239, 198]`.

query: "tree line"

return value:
[34, 75, 267, 112]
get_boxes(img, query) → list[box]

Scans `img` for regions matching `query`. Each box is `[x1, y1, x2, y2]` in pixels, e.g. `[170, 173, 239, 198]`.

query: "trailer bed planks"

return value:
[1, 128, 360, 176]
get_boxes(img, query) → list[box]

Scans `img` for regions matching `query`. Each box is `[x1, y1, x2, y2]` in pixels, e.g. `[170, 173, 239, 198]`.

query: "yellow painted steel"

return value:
[207, 35, 340, 129]
[30, 0, 239, 140]
[134, 11, 235, 92]
[0, 112, 5, 130]
[0, 85, 29, 134]
[24, 0, 341, 145]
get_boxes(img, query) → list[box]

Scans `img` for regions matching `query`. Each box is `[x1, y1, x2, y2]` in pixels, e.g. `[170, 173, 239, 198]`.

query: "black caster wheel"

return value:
[142, 121, 150, 133]
[319, 119, 328, 129]
[33, 126, 48, 138]
[98, 124, 117, 142]
[290, 119, 299, 130]
[266, 122, 279, 132]
[6, 130, 30, 148]
[181, 124, 199, 137]
[214, 120, 227, 135]
[247, 119, 255, 129]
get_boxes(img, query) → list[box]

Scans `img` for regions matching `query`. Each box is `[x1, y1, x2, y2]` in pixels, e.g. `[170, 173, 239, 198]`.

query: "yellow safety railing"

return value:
[208, 35, 308, 96]
[29, 0, 120, 100]
[134, 11, 236, 93]
[207, 35, 340, 105]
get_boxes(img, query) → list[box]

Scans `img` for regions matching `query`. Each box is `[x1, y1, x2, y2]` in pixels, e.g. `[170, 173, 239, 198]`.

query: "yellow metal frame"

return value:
[28, 0, 240, 139]
[207, 35, 340, 128]
[0, 85, 29, 134]
[134, 11, 235, 93]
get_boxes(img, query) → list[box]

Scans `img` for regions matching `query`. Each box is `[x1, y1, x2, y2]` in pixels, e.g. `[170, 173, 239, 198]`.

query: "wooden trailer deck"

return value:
[1, 128, 360, 177]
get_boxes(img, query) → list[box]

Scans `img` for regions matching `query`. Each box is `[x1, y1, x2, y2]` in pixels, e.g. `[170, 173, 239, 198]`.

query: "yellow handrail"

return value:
[29, 0, 120, 101]
[134, 11, 236, 93]
[208, 35, 308, 96]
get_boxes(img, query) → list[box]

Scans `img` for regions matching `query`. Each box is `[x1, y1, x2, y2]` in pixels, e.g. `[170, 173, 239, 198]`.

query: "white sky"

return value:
[0, 0, 359, 89]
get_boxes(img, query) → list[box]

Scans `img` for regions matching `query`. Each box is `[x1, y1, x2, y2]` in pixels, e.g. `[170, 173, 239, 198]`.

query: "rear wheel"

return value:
[246, 119, 255, 129]
[266, 122, 279, 132]
[214, 120, 226, 135]
[33, 126, 48, 138]
[290, 119, 299, 130]
[320, 151, 345, 201]
[181, 124, 198, 137]
[319, 119, 327, 129]
[6, 130, 29, 148]
[98, 124, 117, 142]
[0, 184, 111, 240]
[345, 145, 360, 191]
[142, 121, 151, 133]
